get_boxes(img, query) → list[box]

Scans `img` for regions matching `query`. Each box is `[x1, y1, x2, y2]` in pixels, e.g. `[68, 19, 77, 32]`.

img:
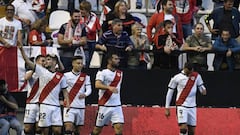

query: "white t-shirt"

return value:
[164, 14, 177, 33]
[12, 0, 38, 24]
[64, 71, 92, 108]
[35, 64, 68, 106]
[166, 71, 206, 107]
[0, 17, 22, 46]
[95, 69, 123, 106]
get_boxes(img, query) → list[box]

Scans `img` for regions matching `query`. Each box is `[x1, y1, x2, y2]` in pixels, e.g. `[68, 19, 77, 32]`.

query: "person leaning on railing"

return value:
[182, 22, 212, 71]
[213, 29, 240, 71]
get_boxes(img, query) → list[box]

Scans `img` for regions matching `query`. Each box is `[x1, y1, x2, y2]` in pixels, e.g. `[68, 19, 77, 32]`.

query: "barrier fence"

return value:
[1, 46, 240, 107]
[81, 106, 240, 135]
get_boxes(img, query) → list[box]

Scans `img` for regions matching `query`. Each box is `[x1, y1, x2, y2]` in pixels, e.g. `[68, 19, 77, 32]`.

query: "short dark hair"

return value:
[46, 54, 58, 62]
[224, 0, 234, 3]
[72, 56, 83, 62]
[111, 19, 122, 27]
[5, 4, 15, 11]
[107, 53, 118, 62]
[0, 79, 6, 86]
[162, 0, 172, 8]
[70, 9, 80, 16]
[184, 62, 194, 71]
[163, 20, 173, 27]
[35, 55, 45, 62]
[221, 28, 230, 34]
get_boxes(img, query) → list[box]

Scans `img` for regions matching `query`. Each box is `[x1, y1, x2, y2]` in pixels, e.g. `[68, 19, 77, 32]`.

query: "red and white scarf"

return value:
[64, 20, 82, 43]
[64, 20, 86, 65]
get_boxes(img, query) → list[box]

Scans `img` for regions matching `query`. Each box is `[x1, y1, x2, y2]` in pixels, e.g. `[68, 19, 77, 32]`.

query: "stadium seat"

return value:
[89, 51, 103, 68]
[198, 14, 213, 38]
[51, 29, 60, 47]
[49, 10, 70, 31]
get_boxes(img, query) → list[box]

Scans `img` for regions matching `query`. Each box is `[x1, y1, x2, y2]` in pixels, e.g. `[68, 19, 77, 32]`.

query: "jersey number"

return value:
[40, 112, 46, 119]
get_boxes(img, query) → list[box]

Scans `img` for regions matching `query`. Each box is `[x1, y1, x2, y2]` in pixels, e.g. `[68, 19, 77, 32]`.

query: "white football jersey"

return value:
[26, 71, 40, 103]
[95, 69, 123, 106]
[35, 64, 68, 106]
[64, 71, 92, 108]
[168, 71, 205, 107]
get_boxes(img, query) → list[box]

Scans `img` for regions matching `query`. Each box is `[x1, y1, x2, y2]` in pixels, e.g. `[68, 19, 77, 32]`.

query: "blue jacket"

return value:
[213, 37, 240, 71]
[205, 7, 240, 39]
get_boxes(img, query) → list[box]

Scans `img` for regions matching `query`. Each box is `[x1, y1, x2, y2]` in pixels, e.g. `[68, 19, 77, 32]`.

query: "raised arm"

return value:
[17, 41, 35, 70]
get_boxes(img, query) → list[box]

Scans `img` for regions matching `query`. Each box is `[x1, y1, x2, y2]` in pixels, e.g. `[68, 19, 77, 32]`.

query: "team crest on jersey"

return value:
[56, 75, 61, 79]
[117, 73, 121, 77]
[79, 77, 85, 81]
[190, 76, 195, 81]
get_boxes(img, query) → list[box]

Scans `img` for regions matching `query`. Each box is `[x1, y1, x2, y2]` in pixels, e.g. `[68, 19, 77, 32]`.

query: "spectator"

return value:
[99, 0, 119, 25]
[0, 79, 23, 135]
[173, 0, 197, 39]
[154, 20, 181, 69]
[102, 0, 135, 36]
[96, 18, 134, 69]
[213, 29, 240, 71]
[182, 22, 212, 71]
[57, 9, 87, 72]
[205, 0, 240, 40]
[12, 0, 38, 45]
[28, 17, 53, 46]
[147, 0, 183, 49]
[80, 0, 101, 68]
[128, 23, 150, 69]
[0, 4, 22, 48]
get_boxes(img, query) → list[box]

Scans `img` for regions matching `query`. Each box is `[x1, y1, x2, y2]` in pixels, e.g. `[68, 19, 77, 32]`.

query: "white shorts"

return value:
[177, 106, 196, 126]
[63, 107, 85, 126]
[95, 106, 124, 127]
[23, 103, 39, 124]
[38, 104, 63, 127]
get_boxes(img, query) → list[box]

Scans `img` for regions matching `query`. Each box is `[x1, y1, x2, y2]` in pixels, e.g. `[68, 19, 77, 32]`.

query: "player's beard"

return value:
[112, 63, 119, 68]
[45, 65, 51, 70]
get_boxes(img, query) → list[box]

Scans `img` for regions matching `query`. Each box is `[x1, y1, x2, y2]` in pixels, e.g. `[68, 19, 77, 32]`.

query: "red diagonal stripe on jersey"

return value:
[176, 72, 198, 105]
[39, 72, 63, 103]
[26, 79, 39, 103]
[68, 73, 86, 105]
[98, 70, 122, 105]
